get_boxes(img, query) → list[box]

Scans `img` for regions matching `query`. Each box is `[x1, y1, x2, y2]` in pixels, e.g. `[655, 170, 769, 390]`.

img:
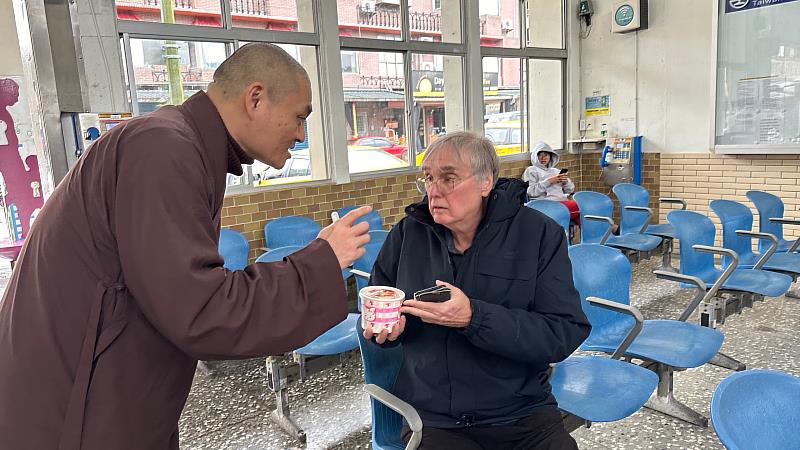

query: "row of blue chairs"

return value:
[263, 205, 383, 251]
[359, 243, 723, 449]
[524, 189, 799, 423]
[217, 205, 386, 443]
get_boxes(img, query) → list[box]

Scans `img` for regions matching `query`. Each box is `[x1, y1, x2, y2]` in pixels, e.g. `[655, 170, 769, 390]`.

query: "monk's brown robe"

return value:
[0, 92, 347, 449]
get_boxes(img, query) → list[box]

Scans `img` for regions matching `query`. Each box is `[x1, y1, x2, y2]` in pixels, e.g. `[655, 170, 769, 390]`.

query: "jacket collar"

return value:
[179, 91, 254, 176]
[406, 177, 527, 230]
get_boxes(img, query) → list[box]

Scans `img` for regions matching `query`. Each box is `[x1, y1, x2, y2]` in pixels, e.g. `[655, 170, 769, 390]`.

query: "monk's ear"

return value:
[243, 82, 267, 120]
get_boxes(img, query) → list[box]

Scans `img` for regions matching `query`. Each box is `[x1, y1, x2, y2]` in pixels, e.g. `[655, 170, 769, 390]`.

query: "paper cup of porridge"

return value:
[360, 286, 405, 334]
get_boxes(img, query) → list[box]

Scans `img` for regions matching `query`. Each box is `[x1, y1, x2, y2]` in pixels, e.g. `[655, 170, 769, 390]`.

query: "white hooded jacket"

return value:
[522, 142, 574, 201]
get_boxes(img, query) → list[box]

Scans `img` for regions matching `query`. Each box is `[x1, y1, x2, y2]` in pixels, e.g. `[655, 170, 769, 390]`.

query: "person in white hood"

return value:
[522, 141, 580, 225]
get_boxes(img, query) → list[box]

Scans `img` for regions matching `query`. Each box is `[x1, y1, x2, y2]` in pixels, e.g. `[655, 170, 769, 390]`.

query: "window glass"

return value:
[230, 0, 314, 32]
[479, 0, 520, 49]
[412, 54, 464, 165]
[482, 56, 524, 156]
[337, 1, 402, 40]
[409, 0, 461, 43]
[129, 39, 226, 114]
[526, 0, 564, 49]
[343, 50, 409, 174]
[716, 0, 800, 146]
[527, 59, 563, 150]
[116, 0, 223, 27]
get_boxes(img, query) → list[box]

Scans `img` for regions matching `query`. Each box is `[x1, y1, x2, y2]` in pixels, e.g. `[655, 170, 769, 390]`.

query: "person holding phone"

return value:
[522, 141, 580, 225]
[362, 132, 590, 449]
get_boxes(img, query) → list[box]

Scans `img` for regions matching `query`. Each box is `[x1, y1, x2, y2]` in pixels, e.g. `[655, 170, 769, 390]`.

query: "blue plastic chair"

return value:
[218, 228, 249, 271]
[710, 199, 800, 276]
[569, 243, 725, 427]
[525, 199, 571, 233]
[336, 205, 384, 231]
[357, 322, 658, 449]
[353, 231, 389, 293]
[573, 191, 662, 252]
[613, 183, 685, 271]
[711, 369, 800, 450]
[263, 216, 321, 250]
[667, 210, 793, 299]
[256, 246, 358, 356]
[746, 190, 798, 254]
[256, 246, 359, 442]
[356, 328, 419, 450]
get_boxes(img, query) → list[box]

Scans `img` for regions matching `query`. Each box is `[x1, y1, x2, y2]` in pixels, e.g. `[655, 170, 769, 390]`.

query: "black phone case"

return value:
[414, 286, 451, 303]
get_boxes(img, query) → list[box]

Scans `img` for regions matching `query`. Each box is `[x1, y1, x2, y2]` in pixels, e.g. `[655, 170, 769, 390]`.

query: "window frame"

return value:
[710, 0, 800, 154]
[115, 0, 568, 193]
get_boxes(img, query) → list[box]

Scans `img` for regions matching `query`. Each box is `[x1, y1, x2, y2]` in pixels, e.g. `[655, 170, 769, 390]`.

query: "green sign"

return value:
[615, 4, 635, 26]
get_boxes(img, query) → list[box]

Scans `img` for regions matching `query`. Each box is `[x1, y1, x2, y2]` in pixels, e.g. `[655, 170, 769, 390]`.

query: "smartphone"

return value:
[413, 286, 451, 303]
[559, 168, 569, 174]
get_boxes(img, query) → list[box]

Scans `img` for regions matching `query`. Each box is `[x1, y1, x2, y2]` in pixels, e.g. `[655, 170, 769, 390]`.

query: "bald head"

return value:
[210, 43, 309, 101]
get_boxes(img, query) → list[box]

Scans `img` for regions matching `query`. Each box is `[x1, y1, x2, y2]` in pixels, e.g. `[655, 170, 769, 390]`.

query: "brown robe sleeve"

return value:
[113, 128, 347, 360]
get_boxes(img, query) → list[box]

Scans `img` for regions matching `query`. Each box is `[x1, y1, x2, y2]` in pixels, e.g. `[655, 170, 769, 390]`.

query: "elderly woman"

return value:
[363, 131, 590, 449]
[523, 141, 580, 226]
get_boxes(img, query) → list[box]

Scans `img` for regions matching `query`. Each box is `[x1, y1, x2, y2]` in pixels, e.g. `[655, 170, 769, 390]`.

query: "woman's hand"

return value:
[400, 281, 472, 328]
[363, 316, 406, 344]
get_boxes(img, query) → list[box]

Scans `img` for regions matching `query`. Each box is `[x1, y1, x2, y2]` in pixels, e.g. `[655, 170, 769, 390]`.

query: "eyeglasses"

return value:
[415, 174, 472, 195]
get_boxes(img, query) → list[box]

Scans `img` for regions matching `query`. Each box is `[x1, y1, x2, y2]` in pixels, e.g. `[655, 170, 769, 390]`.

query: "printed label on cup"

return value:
[360, 286, 405, 334]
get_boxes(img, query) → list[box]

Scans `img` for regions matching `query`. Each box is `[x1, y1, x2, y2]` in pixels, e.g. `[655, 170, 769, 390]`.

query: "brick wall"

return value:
[223, 152, 800, 262]
[659, 153, 800, 247]
[223, 158, 532, 262]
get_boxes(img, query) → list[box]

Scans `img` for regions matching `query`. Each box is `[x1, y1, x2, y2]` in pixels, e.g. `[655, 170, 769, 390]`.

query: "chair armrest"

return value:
[769, 218, 800, 226]
[769, 219, 800, 252]
[586, 296, 644, 360]
[653, 271, 707, 322]
[735, 230, 778, 269]
[584, 215, 615, 245]
[350, 269, 371, 280]
[692, 245, 738, 301]
[659, 197, 687, 210]
[624, 206, 653, 233]
[365, 384, 422, 450]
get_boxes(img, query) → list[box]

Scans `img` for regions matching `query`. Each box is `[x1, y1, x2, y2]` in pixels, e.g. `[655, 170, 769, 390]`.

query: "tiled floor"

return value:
[4, 256, 798, 449]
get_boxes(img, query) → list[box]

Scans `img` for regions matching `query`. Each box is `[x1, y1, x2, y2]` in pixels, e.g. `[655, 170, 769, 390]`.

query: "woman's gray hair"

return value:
[421, 131, 499, 184]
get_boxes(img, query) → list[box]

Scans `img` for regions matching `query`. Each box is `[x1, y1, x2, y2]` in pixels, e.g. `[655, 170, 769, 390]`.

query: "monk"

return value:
[0, 43, 370, 449]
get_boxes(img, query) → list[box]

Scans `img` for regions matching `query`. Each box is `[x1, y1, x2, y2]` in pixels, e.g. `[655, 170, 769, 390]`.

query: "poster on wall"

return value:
[729, 75, 799, 144]
[0, 76, 43, 249]
[585, 94, 610, 116]
[725, 0, 799, 14]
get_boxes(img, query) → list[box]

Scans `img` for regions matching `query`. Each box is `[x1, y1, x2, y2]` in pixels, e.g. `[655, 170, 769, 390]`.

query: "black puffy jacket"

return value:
[367, 178, 591, 428]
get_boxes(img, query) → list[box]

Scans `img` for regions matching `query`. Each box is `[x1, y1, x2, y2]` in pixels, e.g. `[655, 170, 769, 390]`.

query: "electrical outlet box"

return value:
[579, 119, 589, 132]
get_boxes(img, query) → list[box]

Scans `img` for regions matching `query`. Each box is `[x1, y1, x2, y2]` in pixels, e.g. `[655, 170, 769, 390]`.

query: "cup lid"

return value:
[359, 285, 405, 301]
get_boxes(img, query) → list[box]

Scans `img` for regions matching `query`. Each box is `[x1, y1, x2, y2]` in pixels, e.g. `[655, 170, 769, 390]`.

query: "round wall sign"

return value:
[615, 4, 635, 26]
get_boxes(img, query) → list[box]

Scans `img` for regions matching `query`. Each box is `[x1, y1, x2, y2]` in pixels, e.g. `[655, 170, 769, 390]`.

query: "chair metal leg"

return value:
[699, 298, 718, 329]
[266, 357, 306, 444]
[645, 363, 708, 427]
[786, 283, 800, 298]
[708, 352, 746, 372]
[654, 238, 678, 273]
